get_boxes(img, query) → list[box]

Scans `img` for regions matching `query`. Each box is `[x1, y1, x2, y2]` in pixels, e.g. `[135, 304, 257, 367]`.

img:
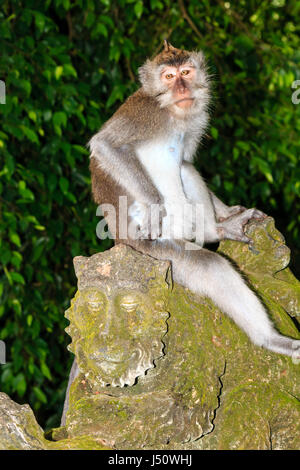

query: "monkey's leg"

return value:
[132, 239, 300, 358]
[180, 162, 220, 243]
[60, 358, 79, 426]
[181, 162, 265, 244]
[184, 248, 300, 357]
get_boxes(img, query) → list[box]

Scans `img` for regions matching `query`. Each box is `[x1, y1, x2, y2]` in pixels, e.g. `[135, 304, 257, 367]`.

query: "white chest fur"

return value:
[136, 133, 186, 202]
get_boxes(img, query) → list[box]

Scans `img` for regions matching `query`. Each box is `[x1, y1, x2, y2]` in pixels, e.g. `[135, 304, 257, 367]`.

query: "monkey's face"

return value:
[160, 63, 196, 110]
[139, 44, 210, 118]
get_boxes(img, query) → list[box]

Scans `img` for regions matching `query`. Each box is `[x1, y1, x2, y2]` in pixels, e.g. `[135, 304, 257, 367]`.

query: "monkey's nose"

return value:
[178, 87, 188, 95]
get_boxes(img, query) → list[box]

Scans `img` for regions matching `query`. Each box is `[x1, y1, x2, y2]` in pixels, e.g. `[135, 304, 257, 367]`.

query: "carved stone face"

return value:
[66, 287, 169, 388]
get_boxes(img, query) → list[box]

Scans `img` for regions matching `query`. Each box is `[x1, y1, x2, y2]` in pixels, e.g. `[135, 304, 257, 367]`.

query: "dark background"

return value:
[0, 0, 299, 429]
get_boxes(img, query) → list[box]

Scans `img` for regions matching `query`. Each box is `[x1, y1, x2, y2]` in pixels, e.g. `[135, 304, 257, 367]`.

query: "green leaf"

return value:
[92, 23, 108, 38]
[28, 110, 37, 122]
[59, 177, 69, 194]
[63, 64, 77, 78]
[85, 12, 95, 28]
[211, 127, 219, 139]
[40, 362, 52, 380]
[33, 386, 47, 404]
[9, 232, 21, 248]
[106, 85, 125, 107]
[33, 12, 46, 32]
[53, 111, 67, 128]
[20, 126, 39, 144]
[66, 192, 77, 203]
[134, 1, 144, 18]
[32, 242, 44, 262]
[10, 272, 26, 285]
[18, 182, 35, 201]
[17, 79, 32, 96]
[73, 145, 89, 155]
[55, 66, 64, 80]
[13, 373, 27, 397]
[11, 251, 23, 269]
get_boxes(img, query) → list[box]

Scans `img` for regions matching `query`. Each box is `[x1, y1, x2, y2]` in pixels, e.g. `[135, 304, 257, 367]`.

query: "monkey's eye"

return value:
[165, 73, 175, 80]
[181, 70, 190, 76]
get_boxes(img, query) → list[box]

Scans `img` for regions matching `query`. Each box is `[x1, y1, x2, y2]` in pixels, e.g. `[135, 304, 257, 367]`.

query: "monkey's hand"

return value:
[217, 205, 247, 222]
[216, 208, 266, 243]
[128, 201, 163, 240]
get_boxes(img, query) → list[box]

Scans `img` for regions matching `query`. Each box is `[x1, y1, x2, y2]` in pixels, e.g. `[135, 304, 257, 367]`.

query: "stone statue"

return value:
[63, 245, 213, 447]
[61, 218, 300, 449]
[0, 218, 299, 450]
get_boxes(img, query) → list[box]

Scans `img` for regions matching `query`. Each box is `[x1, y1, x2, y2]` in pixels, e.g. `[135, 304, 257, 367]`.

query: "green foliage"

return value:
[0, 0, 299, 429]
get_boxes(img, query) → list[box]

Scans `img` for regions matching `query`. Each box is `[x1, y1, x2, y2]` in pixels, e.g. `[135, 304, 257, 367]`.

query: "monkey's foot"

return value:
[217, 208, 266, 243]
[264, 335, 300, 360]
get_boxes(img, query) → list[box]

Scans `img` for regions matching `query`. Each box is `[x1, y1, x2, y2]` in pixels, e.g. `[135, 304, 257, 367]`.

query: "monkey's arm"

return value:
[89, 90, 167, 207]
[208, 191, 246, 222]
[89, 126, 160, 206]
[181, 162, 264, 244]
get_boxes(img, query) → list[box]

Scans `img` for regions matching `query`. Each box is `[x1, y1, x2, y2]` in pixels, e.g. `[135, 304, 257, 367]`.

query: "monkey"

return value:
[61, 41, 299, 426]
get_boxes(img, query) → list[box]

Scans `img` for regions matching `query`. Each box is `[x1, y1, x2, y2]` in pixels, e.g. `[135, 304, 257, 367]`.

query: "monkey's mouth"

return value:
[175, 97, 195, 108]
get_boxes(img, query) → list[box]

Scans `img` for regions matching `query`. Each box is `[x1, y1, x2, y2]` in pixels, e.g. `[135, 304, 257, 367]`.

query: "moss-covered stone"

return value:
[0, 217, 299, 450]
[0, 393, 112, 450]
[61, 220, 299, 449]
[0, 393, 49, 450]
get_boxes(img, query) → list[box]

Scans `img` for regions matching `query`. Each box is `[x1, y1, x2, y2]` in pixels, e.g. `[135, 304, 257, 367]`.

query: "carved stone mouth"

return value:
[91, 349, 141, 365]
[92, 356, 127, 365]
[99, 359, 123, 364]
[88, 302, 101, 309]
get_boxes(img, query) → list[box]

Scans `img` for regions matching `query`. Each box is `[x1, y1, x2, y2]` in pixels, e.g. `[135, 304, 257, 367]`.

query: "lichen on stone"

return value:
[0, 218, 299, 450]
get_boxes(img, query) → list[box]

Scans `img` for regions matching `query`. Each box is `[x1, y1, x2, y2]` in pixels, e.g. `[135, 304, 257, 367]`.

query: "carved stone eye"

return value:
[87, 300, 104, 310]
[119, 295, 140, 312]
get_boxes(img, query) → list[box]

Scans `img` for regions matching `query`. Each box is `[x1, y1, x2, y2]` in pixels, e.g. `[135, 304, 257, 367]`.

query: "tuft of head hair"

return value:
[153, 40, 191, 67]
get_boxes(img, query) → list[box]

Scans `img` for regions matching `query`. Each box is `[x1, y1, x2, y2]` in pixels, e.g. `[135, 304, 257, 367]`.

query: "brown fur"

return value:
[89, 156, 123, 207]
[90, 156, 137, 243]
[100, 89, 170, 145]
[153, 42, 190, 67]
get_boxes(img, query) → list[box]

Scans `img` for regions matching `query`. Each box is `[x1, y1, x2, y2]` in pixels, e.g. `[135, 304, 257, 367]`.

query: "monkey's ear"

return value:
[188, 50, 207, 70]
[138, 59, 152, 88]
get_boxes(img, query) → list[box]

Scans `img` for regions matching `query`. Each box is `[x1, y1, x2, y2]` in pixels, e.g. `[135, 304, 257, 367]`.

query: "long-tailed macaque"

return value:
[61, 41, 299, 425]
